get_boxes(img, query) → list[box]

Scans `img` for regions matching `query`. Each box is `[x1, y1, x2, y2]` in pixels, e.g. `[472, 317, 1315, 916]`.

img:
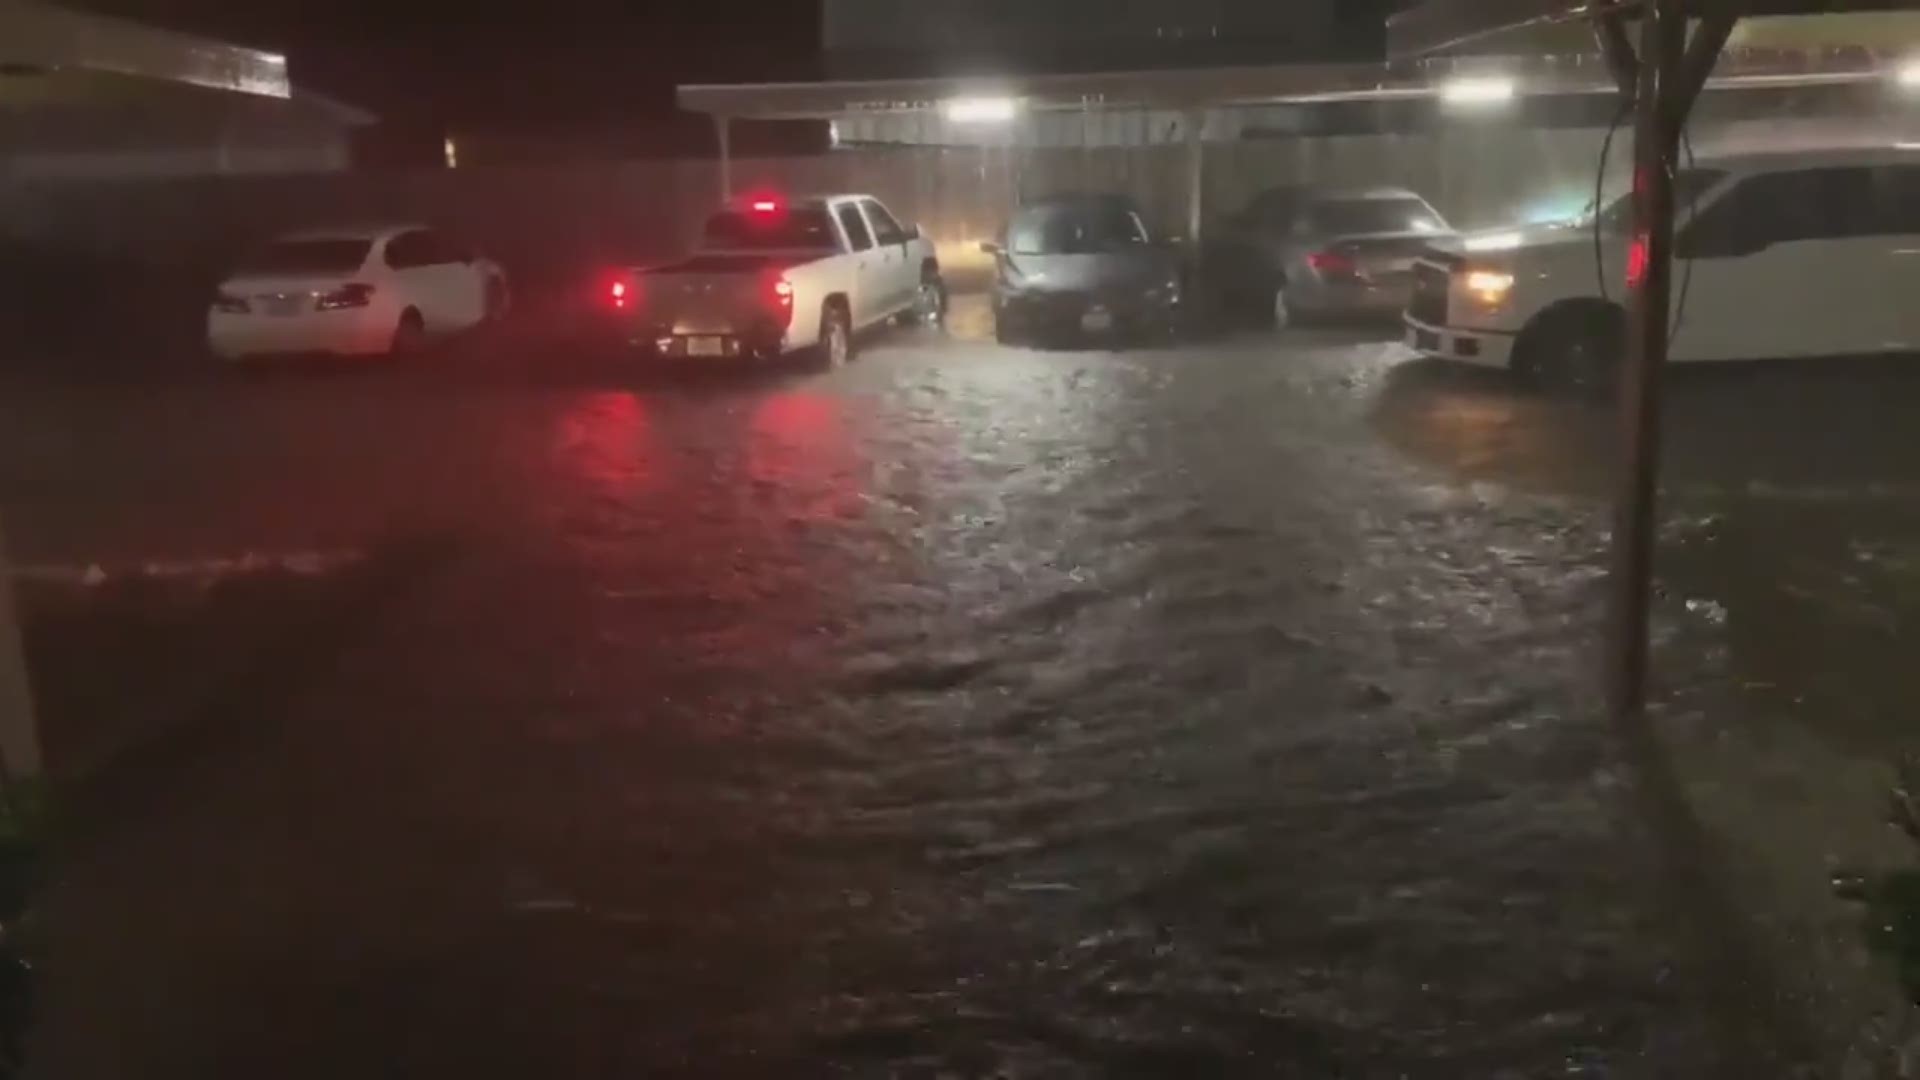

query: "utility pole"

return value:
[1603, 0, 1737, 722]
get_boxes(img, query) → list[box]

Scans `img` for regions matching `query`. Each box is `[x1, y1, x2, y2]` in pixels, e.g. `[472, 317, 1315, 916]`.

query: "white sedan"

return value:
[208, 224, 508, 361]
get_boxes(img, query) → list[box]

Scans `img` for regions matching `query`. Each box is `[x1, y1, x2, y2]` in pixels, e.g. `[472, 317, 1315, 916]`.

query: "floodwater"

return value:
[5, 315, 1920, 1076]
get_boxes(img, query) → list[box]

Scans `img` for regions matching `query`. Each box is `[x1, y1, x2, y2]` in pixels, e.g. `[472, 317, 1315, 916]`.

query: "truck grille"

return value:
[1408, 263, 1450, 326]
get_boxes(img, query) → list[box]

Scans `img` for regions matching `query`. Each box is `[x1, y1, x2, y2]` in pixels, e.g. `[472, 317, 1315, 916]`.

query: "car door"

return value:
[1673, 166, 1886, 362]
[861, 199, 916, 315]
[434, 233, 490, 328]
[834, 201, 882, 327]
[383, 229, 460, 329]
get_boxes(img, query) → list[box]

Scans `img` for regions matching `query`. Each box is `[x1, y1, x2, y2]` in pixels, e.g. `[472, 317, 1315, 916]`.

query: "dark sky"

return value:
[75, 1, 823, 143]
[73, 1, 1397, 151]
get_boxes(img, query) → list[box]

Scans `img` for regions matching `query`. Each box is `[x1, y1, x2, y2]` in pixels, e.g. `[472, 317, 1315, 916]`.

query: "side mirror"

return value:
[979, 240, 1002, 255]
[905, 224, 922, 241]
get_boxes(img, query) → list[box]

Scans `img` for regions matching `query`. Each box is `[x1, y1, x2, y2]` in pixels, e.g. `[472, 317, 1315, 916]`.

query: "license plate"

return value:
[1414, 329, 1440, 351]
[686, 336, 725, 357]
[1080, 307, 1113, 333]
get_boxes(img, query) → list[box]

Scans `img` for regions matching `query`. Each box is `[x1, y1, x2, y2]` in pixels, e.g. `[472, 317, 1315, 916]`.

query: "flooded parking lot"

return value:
[4, 311, 1920, 1075]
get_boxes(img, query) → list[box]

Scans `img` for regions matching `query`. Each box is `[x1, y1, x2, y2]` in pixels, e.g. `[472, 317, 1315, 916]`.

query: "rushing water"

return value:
[13, 323, 1920, 1075]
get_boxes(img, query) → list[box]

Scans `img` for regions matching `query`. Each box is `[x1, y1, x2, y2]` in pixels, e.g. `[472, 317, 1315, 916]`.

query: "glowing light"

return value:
[1464, 231, 1524, 252]
[1897, 60, 1920, 88]
[1626, 236, 1650, 289]
[1439, 76, 1517, 108]
[944, 97, 1021, 124]
[1464, 270, 1515, 305]
[751, 199, 780, 213]
[443, 137, 459, 169]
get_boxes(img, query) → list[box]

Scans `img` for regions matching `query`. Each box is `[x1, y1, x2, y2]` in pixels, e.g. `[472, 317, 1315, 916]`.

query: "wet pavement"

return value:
[6, 306, 1920, 1076]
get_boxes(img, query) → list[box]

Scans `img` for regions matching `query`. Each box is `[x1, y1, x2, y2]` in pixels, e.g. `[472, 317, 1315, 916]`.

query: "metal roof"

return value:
[0, 0, 289, 98]
[1388, 0, 1920, 59]
[681, 46, 1902, 120]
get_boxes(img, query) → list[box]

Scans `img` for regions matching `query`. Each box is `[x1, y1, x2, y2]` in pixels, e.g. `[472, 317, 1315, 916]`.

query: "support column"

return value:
[714, 114, 733, 203]
[0, 520, 40, 783]
[1605, 0, 1688, 723]
[1183, 109, 1205, 245]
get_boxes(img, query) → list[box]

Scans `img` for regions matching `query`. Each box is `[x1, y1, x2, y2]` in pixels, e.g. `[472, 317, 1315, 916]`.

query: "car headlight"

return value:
[1464, 269, 1515, 305]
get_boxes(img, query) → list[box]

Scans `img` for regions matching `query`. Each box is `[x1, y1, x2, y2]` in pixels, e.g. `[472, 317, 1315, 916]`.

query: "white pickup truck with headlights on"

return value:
[610, 194, 944, 367]
[1404, 144, 1920, 391]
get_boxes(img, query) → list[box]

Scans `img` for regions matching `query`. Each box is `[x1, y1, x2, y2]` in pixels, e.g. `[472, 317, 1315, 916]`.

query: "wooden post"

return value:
[0, 520, 40, 782]
[1605, 0, 1687, 723]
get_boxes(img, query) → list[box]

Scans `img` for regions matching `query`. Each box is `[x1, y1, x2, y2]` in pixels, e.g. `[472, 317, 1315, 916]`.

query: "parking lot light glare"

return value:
[1464, 231, 1524, 253]
[1898, 61, 1920, 88]
[1439, 76, 1517, 108]
[944, 97, 1021, 123]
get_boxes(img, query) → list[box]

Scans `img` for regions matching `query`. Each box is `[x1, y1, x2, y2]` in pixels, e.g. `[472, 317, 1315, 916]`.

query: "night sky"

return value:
[69, 1, 1399, 154]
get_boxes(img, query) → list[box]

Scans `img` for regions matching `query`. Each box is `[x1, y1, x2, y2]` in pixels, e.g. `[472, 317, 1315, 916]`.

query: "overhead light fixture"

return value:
[1897, 60, 1920, 88]
[1439, 76, 1517, 109]
[944, 97, 1021, 124]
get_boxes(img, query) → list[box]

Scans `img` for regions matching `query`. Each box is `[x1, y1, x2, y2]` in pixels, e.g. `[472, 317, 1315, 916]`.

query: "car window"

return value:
[1307, 197, 1447, 236]
[837, 204, 875, 251]
[384, 230, 438, 269]
[863, 200, 907, 245]
[1007, 201, 1149, 255]
[704, 209, 839, 250]
[239, 238, 372, 275]
[1597, 168, 1727, 236]
[1679, 166, 1913, 253]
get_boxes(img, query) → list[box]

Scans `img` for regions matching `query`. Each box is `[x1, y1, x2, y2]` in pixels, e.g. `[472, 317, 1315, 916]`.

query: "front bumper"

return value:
[1403, 315, 1514, 370]
[995, 289, 1176, 337]
[1288, 278, 1413, 320]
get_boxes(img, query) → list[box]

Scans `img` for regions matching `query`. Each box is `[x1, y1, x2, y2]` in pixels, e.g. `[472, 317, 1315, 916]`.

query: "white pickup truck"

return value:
[612, 194, 945, 366]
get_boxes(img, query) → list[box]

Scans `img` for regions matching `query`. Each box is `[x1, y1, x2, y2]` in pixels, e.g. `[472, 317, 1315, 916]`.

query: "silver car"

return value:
[1206, 186, 1457, 328]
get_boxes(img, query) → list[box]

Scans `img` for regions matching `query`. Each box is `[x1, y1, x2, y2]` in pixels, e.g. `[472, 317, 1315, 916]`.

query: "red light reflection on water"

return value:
[746, 391, 864, 523]
[552, 392, 658, 501]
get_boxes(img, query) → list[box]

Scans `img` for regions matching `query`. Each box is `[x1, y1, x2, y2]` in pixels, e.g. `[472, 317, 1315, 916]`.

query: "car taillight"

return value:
[213, 290, 250, 314]
[315, 283, 374, 311]
[770, 277, 795, 327]
[609, 276, 637, 310]
[1307, 250, 1357, 276]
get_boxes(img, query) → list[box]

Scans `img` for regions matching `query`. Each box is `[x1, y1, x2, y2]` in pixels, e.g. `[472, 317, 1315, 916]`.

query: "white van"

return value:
[1404, 145, 1920, 388]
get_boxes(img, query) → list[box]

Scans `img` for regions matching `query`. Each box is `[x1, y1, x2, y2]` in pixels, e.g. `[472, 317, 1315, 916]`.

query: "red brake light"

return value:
[608, 277, 636, 310]
[315, 283, 374, 311]
[768, 277, 795, 328]
[751, 200, 780, 214]
[1307, 250, 1356, 275]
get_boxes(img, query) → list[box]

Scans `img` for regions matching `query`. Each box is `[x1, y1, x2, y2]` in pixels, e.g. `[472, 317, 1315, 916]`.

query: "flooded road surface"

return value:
[8, 319, 1920, 1076]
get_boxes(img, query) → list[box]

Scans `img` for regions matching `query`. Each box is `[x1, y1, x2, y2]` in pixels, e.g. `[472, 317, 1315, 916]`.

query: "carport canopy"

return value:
[0, 0, 289, 100]
[679, 39, 1910, 244]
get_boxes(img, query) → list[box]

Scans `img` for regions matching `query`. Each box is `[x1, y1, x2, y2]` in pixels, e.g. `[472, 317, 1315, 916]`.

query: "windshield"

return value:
[237, 239, 371, 275]
[1593, 168, 1727, 233]
[703, 209, 838, 250]
[1310, 197, 1446, 236]
[1007, 201, 1149, 254]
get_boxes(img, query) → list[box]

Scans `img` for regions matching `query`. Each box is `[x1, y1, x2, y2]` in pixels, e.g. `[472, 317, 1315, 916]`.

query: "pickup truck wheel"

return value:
[817, 303, 852, 368]
[1515, 304, 1623, 397]
[915, 273, 948, 326]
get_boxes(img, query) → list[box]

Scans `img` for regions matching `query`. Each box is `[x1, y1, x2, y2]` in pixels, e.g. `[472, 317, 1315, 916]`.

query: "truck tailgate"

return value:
[640, 253, 810, 334]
